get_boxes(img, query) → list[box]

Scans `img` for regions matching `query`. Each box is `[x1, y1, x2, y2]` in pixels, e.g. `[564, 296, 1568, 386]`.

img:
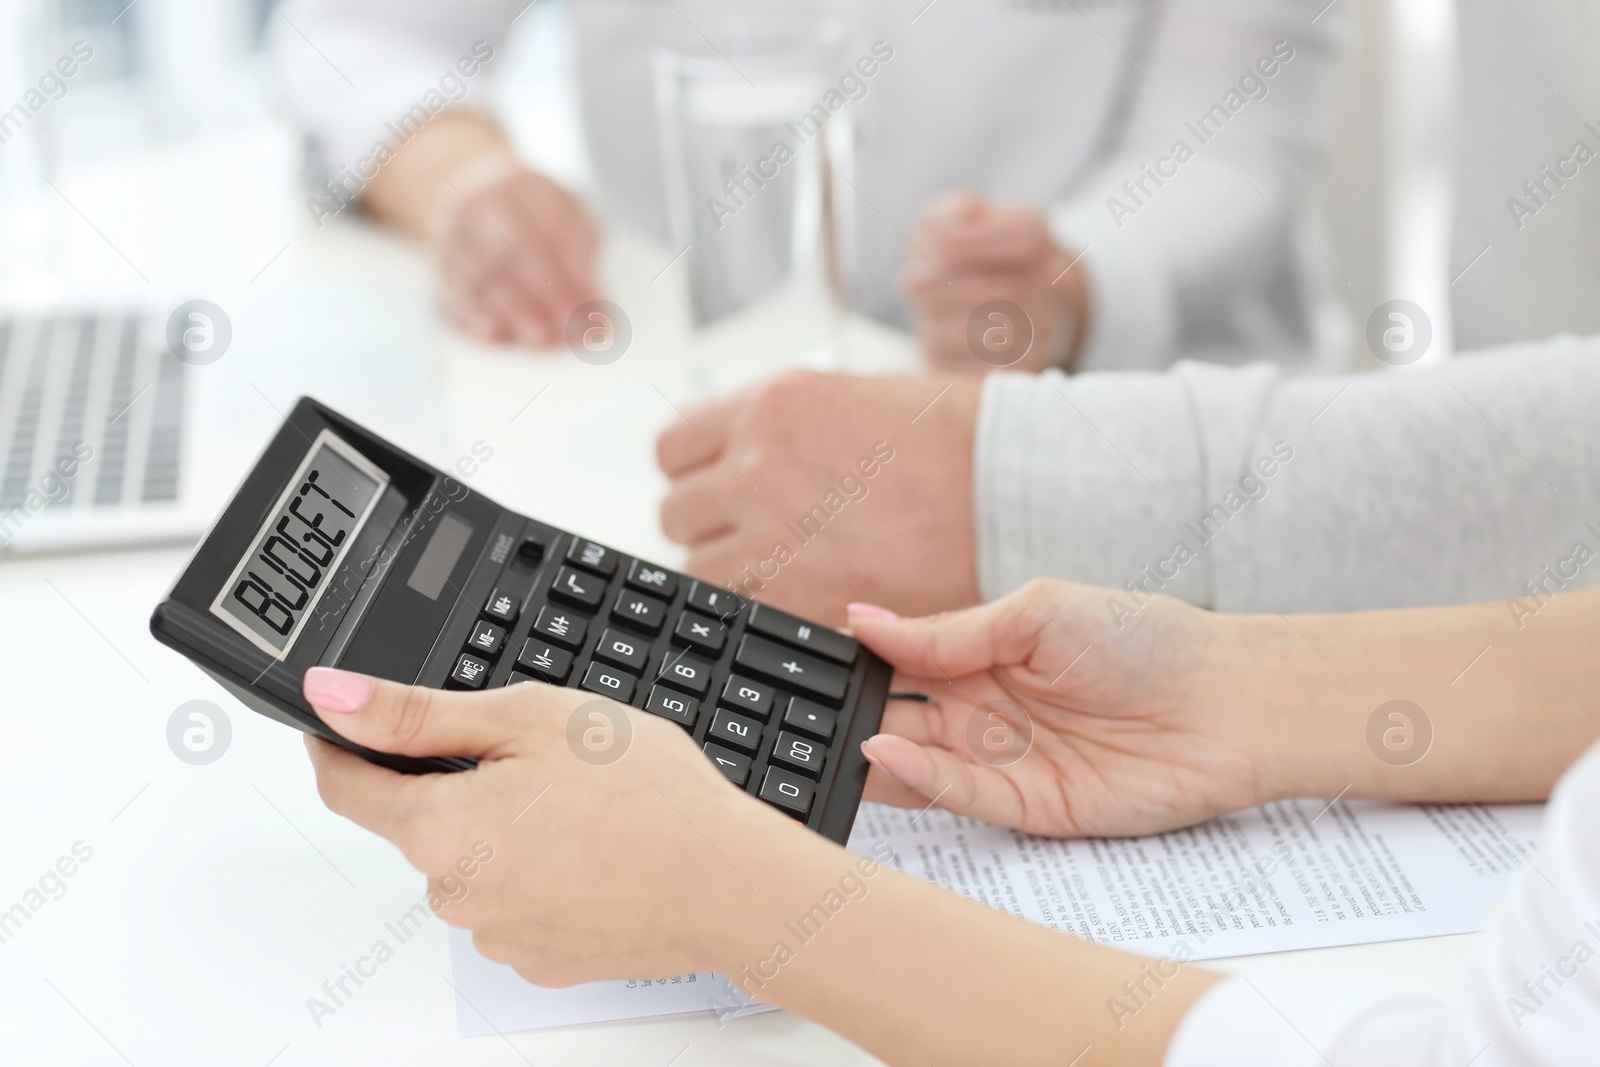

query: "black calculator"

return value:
[149, 398, 891, 843]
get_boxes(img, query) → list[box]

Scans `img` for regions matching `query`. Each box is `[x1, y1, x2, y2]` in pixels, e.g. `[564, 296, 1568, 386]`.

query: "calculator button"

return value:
[734, 635, 850, 704]
[532, 605, 587, 650]
[580, 662, 637, 703]
[593, 628, 649, 673]
[645, 685, 698, 728]
[466, 620, 505, 656]
[549, 566, 606, 610]
[484, 587, 520, 624]
[782, 697, 836, 742]
[505, 671, 541, 687]
[770, 731, 826, 778]
[612, 589, 667, 634]
[719, 675, 773, 719]
[626, 559, 679, 598]
[516, 639, 573, 683]
[759, 766, 815, 819]
[707, 708, 762, 753]
[685, 580, 745, 622]
[745, 603, 859, 664]
[673, 610, 726, 653]
[656, 650, 713, 696]
[703, 743, 752, 787]
[565, 538, 618, 576]
[450, 653, 491, 689]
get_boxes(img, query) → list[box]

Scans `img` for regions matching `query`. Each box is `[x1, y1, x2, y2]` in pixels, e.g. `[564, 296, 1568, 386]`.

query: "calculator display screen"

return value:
[210, 430, 389, 658]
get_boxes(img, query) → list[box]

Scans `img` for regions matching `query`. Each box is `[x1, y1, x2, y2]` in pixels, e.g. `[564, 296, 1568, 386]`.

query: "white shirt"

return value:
[272, 0, 1343, 371]
[1166, 737, 1600, 1066]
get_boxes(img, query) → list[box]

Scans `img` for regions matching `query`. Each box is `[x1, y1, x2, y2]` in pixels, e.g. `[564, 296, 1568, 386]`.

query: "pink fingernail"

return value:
[847, 603, 900, 622]
[304, 667, 372, 714]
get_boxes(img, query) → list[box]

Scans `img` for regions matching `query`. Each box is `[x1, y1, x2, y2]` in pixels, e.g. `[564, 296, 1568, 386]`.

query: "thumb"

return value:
[303, 667, 527, 760]
[846, 597, 1038, 680]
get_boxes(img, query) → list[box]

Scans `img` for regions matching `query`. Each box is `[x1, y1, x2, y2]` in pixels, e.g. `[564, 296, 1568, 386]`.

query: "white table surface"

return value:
[0, 127, 1478, 1066]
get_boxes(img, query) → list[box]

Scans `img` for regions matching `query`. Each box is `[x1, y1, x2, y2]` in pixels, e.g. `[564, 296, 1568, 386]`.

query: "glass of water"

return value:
[654, 3, 855, 397]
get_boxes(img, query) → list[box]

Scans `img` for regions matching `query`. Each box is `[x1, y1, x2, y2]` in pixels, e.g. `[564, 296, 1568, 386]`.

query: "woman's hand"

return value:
[852, 579, 1275, 839]
[301, 668, 809, 987]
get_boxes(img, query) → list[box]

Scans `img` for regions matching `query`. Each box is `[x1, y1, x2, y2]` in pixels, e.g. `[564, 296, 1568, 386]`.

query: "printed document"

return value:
[449, 798, 1541, 1035]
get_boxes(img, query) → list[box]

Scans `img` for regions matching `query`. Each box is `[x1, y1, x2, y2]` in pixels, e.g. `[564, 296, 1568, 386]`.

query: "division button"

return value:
[612, 588, 667, 634]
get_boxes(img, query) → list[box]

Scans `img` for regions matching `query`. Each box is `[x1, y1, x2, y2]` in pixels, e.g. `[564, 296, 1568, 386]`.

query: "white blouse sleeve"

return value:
[1164, 738, 1600, 1067]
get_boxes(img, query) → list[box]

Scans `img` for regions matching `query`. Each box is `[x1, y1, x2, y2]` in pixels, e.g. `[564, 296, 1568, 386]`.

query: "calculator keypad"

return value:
[445, 533, 867, 826]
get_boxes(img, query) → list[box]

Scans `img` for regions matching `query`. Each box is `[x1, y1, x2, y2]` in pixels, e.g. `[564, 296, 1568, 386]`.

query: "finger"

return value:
[858, 733, 1029, 829]
[479, 277, 556, 349]
[658, 462, 748, 545]
[845, 595, 1039, 679]
[656, 396, 739, 478]
[932, 209, 1051, 270]
[305, 735, 444, 842]
[539, 196, 602, 303]
[303, 667, 530, 760]
[460, 206, 579, 322]
[915, 188, 987, 238]
[862, 760, 932, 807]
[877, 698, 949, 747]
[440, 282, 507, 343]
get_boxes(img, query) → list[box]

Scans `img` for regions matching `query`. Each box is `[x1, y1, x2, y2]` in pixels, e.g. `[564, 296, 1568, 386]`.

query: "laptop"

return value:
[0, 295, 436, 556]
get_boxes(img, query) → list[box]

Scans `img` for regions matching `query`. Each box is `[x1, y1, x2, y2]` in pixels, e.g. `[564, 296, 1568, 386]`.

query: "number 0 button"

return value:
[759, 767, 815, 819]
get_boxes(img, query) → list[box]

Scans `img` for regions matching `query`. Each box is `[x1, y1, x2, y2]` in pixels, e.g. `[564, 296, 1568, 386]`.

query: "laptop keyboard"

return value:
[444, 535, 865, 823]
[0, 312, 186, 510]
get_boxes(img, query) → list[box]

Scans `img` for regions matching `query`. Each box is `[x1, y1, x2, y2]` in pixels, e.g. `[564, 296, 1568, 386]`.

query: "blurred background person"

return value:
[271, 0, 1346, 373]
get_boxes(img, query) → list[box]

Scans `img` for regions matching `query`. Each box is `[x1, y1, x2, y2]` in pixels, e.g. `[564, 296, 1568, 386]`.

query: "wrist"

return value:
[1047, 250, 1091, 369]
[1193, 611, 1323, 805]
[679, 790, 848, 978]
[363, 110, 513, 239]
